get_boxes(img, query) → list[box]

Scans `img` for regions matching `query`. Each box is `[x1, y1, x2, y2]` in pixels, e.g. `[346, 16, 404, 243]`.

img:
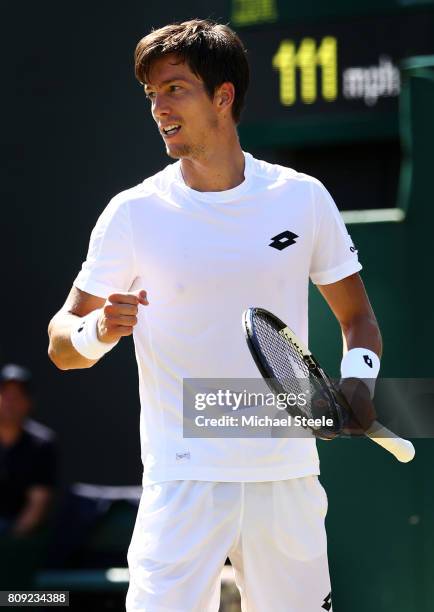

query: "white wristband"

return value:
[70, 308, 119, 360]
[340, 348, 380, 398]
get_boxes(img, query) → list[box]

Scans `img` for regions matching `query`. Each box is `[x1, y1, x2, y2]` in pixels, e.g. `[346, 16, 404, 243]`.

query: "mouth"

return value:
[161, 124, 181, 138]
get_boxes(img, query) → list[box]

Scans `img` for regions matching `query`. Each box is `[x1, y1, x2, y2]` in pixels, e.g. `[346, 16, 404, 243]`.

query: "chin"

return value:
[165, 143, 191, 159]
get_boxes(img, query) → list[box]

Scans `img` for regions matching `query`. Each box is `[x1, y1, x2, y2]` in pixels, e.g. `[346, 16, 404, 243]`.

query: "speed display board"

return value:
[238, 10, 434, 145]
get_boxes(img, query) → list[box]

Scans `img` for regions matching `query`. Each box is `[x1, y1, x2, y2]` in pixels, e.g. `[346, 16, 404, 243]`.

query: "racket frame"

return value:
[243, 307, 347, 438]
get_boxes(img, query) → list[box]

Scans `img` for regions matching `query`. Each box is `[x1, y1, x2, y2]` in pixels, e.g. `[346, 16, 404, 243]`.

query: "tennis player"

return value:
[48, 19, 382, 611]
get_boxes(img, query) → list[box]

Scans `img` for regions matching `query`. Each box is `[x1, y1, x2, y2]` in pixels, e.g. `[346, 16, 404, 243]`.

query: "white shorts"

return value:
[126, 477, 332, 612]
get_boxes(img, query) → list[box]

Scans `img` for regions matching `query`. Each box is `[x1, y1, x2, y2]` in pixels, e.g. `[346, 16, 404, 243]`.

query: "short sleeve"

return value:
[309, 181, 362, 285]
[74, 197, 137, 298]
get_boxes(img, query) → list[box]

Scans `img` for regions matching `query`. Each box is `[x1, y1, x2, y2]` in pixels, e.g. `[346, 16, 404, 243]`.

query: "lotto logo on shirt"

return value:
[269, 230, 299, 251]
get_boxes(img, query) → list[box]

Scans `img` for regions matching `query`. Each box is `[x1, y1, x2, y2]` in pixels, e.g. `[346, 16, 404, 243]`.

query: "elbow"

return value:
[47, 320, 69, 370]
[47, 327, 66, 370]
[47, 319, 98, 371]
[48, 345, 70, 371]
[47, 341, 96, 371]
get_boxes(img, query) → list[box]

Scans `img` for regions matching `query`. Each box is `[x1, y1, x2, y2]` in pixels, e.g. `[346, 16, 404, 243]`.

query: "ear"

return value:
[215, 82, 235, 115]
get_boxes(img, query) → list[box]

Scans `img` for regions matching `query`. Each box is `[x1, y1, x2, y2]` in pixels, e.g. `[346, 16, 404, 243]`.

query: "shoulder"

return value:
[107, 162, 178, 212]
[22, 419, 57, 449]
[247, 153, 325, 194]
[109, 163, 177, 207]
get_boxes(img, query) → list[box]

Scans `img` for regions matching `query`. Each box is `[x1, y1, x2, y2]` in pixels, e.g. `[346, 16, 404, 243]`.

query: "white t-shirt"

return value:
[74, 152, 361, 485]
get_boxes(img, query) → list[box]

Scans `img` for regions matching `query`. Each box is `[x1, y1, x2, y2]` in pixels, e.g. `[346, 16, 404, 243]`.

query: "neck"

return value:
[180, 132, 245, 192]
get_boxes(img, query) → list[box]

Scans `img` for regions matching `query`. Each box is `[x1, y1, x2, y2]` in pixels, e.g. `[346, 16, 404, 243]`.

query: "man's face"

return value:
[0, 382, 31, 426]
[144, 54, 221, 160]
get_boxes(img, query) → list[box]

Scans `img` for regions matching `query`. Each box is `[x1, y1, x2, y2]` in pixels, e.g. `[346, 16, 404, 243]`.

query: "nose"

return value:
[152, 93, 170, 120]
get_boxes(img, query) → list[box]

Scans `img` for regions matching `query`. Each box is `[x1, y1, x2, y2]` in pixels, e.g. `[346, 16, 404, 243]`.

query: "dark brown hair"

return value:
[134, 19, 249, 124]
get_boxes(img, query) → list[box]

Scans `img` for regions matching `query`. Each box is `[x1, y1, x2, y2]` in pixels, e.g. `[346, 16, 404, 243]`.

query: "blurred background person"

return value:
[0, 364, 57, 537]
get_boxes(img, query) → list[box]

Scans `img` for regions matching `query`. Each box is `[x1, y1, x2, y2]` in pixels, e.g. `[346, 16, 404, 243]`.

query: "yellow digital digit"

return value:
[272, 40, 296, 106]
[295, 38, 317, 104]
[232, 0, 278, 26]
[317, 37, 338, 101]
[272, 36, 338, 106]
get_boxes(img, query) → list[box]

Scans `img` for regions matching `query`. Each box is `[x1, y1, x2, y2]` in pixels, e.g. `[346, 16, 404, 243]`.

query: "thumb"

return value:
[135, 289, 149, 305]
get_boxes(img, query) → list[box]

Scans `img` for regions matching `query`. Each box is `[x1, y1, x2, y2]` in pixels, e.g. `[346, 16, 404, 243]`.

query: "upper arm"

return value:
[317, 273, 376, 327]
[48, 286, 104, 333]
[54, 196, 137, 324]
[309, 180, 361, 285]
[73, 196, 137, 298]
[62, 286, 105, 317]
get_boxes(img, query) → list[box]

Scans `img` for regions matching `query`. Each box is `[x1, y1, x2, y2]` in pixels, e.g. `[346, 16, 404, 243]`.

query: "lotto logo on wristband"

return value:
[340, 348, 380, 398]
[363, 355, 373, 368]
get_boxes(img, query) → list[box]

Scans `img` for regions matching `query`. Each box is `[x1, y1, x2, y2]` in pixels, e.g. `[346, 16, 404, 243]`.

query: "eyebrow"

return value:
[144, 77, 190, 90]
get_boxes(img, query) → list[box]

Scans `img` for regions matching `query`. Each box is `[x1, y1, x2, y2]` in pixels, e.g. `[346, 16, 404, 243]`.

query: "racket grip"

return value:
[366, 421, 415, 463]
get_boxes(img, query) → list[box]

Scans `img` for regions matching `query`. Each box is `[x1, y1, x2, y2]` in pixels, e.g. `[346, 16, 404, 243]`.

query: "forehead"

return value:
[145, 53, 202, 88]
[0, 380, 29, 397]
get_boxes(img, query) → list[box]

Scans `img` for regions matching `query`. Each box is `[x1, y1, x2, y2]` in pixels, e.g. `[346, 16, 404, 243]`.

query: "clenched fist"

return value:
[97, 290, 148, 343]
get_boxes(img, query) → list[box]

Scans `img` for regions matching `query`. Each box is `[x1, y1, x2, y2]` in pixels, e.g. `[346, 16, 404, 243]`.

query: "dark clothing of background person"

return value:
[0, 419, 57, 533]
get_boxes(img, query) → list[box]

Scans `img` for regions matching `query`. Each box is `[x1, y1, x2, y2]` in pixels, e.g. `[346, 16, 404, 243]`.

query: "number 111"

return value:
[272, 37, 338, 105]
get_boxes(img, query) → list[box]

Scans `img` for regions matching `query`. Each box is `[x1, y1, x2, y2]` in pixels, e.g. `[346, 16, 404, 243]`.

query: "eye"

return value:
[169, 85, 182, 93]
[145, 91, 156, 101]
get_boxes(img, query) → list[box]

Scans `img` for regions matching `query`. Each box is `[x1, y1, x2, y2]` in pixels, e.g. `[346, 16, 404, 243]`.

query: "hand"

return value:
[97, 290, 148, 343]
[310, 387, 341, 440]
[338, 377, 377, 436]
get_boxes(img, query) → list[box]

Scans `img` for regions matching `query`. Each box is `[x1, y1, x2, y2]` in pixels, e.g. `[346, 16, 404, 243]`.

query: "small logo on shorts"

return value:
[322, 591, 332, 610]
[176, 451, 191, 461]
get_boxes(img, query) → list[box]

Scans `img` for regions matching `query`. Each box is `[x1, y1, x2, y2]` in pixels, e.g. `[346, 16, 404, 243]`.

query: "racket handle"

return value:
[365, 421, 415, 463]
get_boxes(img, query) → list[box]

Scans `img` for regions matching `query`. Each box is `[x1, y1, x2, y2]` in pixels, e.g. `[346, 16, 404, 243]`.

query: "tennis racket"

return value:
[243, 307, 415, 463]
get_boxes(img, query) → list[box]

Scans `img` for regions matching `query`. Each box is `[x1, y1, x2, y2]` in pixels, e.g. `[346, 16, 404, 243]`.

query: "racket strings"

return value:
[253, 313, 314, 415]
[248, 309, 343, 434]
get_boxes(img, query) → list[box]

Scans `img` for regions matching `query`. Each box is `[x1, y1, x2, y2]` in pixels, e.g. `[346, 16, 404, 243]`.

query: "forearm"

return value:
[341, 313, 383, 357]
[48, 287, 146, 370]
[12, 507, 46, 537]
[48, 310, 98, 370]
[339, 315, 382, 433]
[318, 274, 382, 358]
[11, 488, 53, 537]
[341, 314, 383, 357]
